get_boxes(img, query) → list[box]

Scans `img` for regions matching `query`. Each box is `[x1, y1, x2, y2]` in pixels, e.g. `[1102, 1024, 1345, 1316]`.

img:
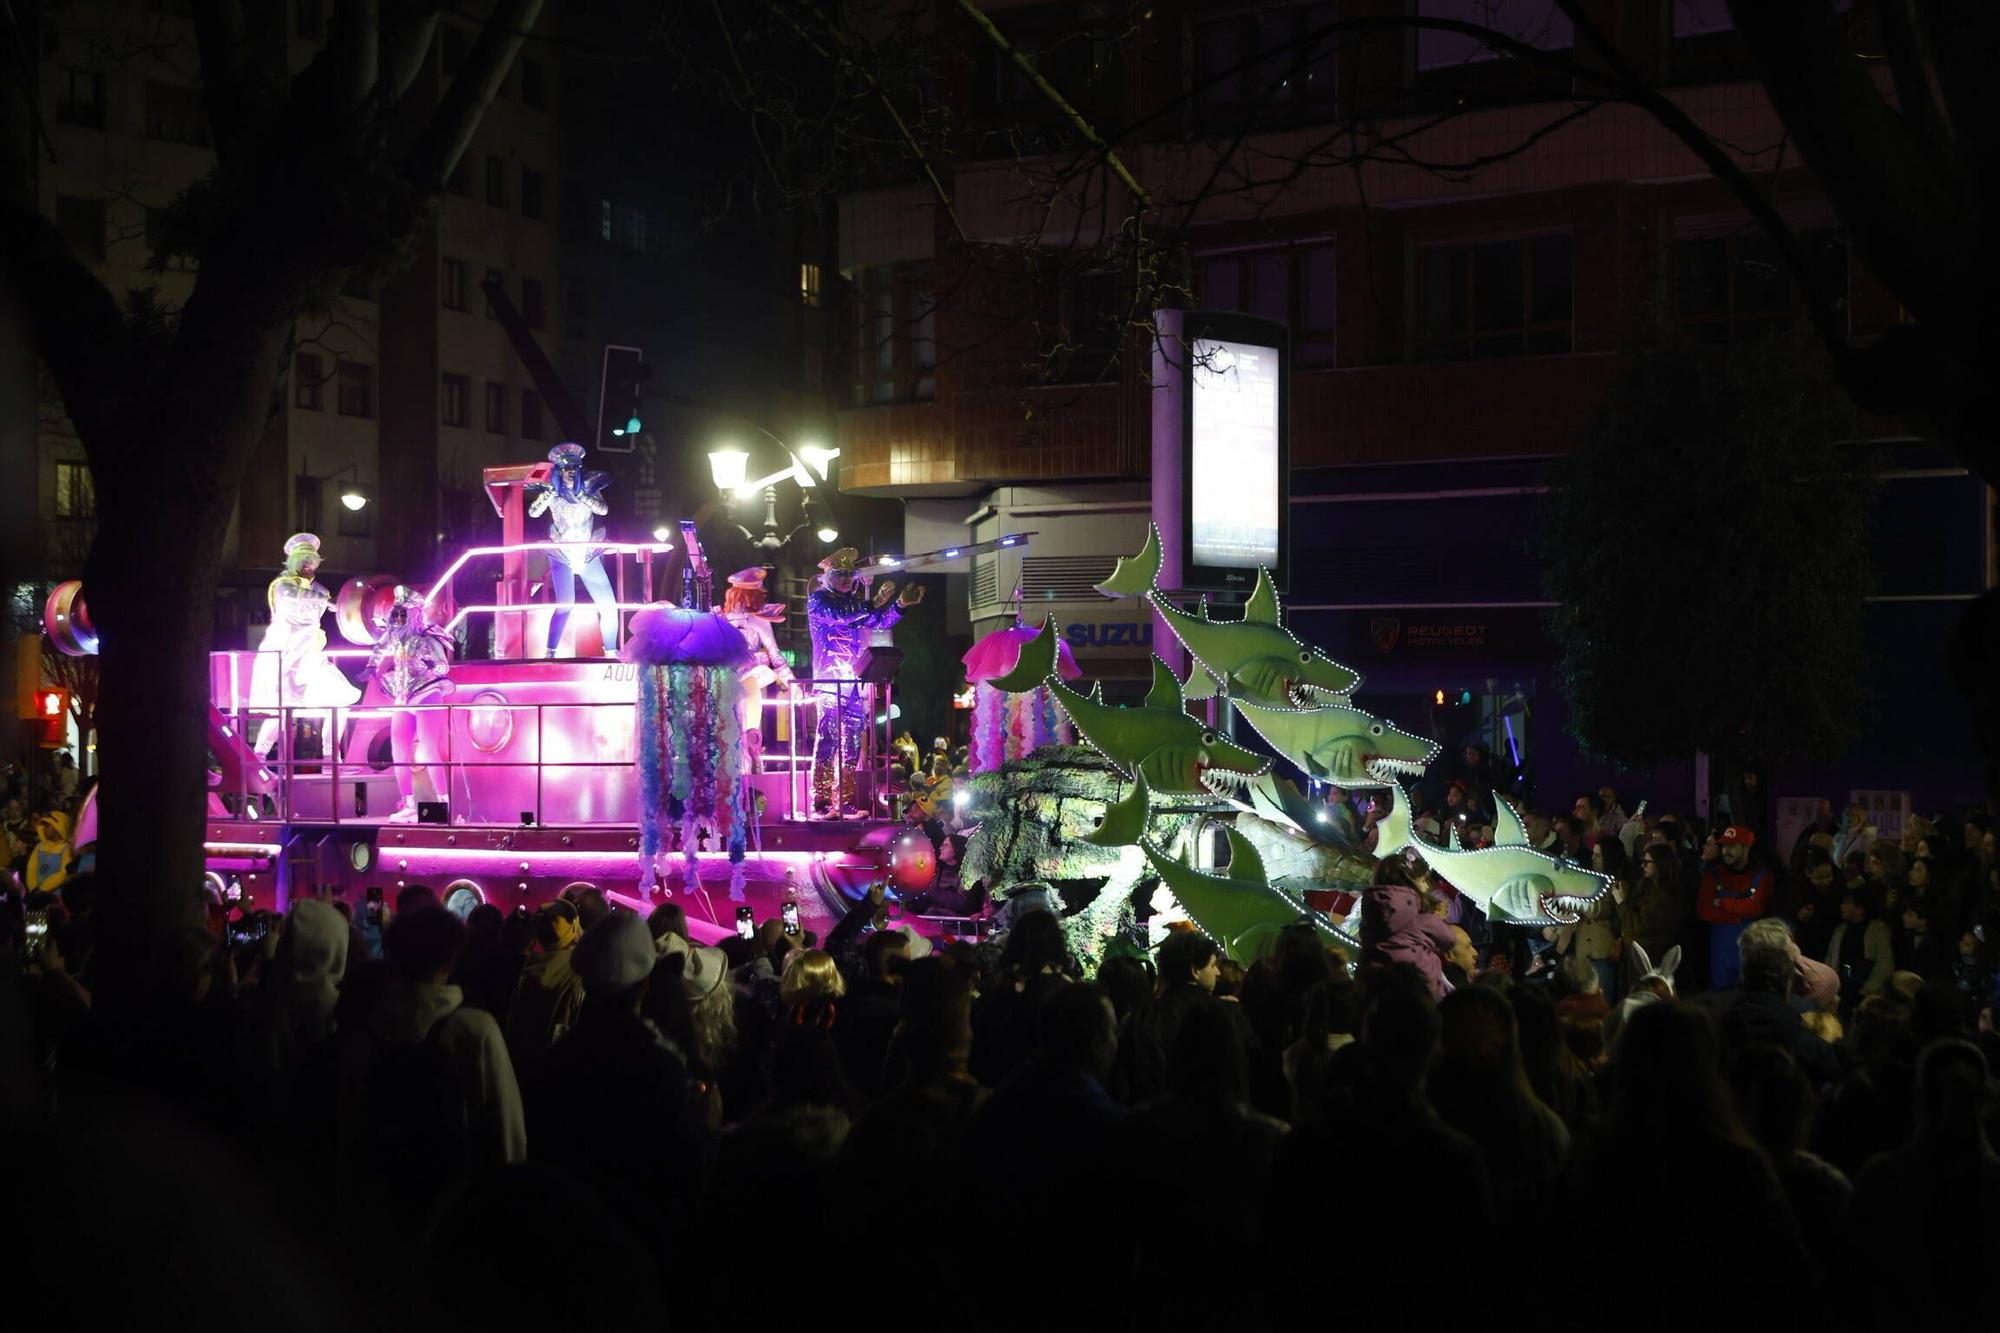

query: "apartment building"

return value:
[833, 0, 1991, 805]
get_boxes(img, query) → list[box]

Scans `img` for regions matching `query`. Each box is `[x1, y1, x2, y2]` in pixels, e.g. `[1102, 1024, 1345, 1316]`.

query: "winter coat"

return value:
[1361, 882, 1458, 999]
[506, 945, 584, 1063]
[1824, 919, 1894, 998]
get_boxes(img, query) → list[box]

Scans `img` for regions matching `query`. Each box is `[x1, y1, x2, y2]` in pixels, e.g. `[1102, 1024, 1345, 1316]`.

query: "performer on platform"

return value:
[366, 586, 456, 822]
[527, 441, 616, 658]
[807, 547, 922, 818]
[252, 532, 360, 759]
[720, 567, 795, 772]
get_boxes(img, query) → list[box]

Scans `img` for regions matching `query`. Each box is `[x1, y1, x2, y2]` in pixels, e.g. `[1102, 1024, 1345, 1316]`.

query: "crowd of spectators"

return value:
[6, 768, 2000, 1327]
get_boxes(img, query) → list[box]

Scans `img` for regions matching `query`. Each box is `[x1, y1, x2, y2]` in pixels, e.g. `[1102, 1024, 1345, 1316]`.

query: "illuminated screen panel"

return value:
[1189, 336, 1282, 576]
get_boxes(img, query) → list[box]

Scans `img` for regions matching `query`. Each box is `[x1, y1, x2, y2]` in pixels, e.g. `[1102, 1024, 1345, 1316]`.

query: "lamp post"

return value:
[706, 439, 841, 552]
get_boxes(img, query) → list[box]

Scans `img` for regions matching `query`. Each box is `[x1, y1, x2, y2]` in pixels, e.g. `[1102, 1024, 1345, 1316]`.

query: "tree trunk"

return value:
[84, 477, 236, 1009]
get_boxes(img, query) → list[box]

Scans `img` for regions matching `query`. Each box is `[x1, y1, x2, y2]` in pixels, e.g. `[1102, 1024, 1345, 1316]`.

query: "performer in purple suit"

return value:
[807, 547, 921, 818]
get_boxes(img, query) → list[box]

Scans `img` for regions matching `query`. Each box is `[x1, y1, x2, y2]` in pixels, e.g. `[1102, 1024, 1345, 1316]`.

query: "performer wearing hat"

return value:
[365, 586, 456, 822]
[527, 441, 617, 657]
[252, 532, 360, 759]
[807, 547, 922, 818]
[720, 566, 795, 771]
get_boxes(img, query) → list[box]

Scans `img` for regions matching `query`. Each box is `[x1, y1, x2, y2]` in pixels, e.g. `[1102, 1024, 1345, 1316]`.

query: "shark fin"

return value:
[1223, 826, 1268, 886]
[988, 615, 1059, 693]
[1097, 525, 1163, 598]
[1182, 664, 1221, 701]
[1491, 795, 1530, 848]
[1448, 824, 1463, 852]
[1243, 568, 1281, 625]
[1082, 772, 1151, 848]
[1090, 681, 1106, 706]
[1144, 655, 1184, 713]
[1375, 782, 1413, 857]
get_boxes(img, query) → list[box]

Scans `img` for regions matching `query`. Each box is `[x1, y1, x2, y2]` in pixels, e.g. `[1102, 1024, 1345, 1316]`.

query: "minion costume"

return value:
[252, 532, 361, 758]
[25, 810, 70, 893]
[365, 586, 456, 821]
[806, 547, 917, 817]
[527, 441, 617, 657]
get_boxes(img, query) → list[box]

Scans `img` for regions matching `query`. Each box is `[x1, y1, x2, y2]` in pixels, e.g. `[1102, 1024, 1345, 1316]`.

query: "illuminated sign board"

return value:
[1180, 313, 1289, 593]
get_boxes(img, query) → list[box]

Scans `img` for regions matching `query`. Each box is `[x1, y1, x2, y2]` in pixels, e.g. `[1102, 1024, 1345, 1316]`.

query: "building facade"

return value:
[833, 0, 1994, 810]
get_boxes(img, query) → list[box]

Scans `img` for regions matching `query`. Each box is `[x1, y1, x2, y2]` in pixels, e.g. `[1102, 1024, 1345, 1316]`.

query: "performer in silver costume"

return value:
[527, 441, 617, 657]
[366, 586, 456, 822]
[251, 532, 360, 759]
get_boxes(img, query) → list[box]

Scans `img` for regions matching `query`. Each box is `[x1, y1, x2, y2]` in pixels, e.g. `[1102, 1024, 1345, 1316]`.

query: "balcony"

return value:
[837, 381, 1143, 494]
[1293, 351, 1627, 468]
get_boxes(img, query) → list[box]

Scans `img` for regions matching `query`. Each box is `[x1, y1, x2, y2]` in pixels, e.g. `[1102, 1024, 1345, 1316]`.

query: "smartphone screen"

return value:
[735, 906, 755, 940]
[23, 912, 48, 960]
[781, 902, 800, 935]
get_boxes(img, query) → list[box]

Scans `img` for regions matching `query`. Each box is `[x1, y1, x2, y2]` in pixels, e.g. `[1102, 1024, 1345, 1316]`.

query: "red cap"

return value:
[1718, 826, 1756, 847]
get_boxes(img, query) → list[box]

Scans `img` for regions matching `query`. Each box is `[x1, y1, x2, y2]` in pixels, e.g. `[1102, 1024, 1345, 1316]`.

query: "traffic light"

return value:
[595, 344, 650, 455]
[34, 688, 69, 747]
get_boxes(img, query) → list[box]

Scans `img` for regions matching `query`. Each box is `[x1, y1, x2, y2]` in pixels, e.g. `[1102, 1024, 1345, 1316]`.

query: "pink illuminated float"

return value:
[46, 457, 1042, 941]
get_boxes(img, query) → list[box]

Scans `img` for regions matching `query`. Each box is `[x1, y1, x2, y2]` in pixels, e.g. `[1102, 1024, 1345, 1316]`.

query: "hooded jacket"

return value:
[340, 977, 527, 1171]
[506, 945, 584, 1062]
[1361, 882, 1458, 999]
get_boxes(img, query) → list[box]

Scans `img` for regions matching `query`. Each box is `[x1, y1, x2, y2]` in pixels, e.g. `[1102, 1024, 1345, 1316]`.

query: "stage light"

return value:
[942, 548, 960, 558]
[880, 556, 900, 567]
[339, 489, 368, 511]
[652, 525, 672, 543]
[816, 526, 839, 543]
[952, 789, 970, 808]
[708, 449, 749, 491]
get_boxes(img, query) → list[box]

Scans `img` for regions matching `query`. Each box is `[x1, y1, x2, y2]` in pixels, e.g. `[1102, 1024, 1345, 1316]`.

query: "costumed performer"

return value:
[527, 441, 617, 658]
[807, 547, 922, 818]
[252, 532, 361, 759]
[720, 566, 796, 772]
[365, 585, 456, 823]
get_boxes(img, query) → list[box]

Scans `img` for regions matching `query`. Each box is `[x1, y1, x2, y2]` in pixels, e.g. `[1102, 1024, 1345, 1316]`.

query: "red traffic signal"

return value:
[35, 688, 69, 747]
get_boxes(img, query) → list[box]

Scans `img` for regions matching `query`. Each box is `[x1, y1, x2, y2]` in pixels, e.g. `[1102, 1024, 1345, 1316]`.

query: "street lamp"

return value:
[706, 439, 843, 553]
[708, 449, 749, 492]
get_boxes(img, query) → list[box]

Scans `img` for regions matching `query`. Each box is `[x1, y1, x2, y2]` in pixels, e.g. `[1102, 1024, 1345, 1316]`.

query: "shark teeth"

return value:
[1288, 683, 1351, 708]
[1199, 768, 1253, 797]
[1539, 894, 1594, 925]
[1365, 757, 1427, 782]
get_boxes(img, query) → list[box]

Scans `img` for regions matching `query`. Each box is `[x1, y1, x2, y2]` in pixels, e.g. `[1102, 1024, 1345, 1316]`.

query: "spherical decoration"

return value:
[888, 826, 938, 893]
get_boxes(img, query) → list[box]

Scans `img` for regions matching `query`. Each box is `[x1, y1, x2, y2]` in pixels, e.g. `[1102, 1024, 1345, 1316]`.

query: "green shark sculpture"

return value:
[1233, 699, 1438, 788]
[1142, 827, 1345, 962]
[1097, 525, 1361, 707]
[1375, 778, 1608, 925]
[987, 618, 1267, 796]
[1082, 771, 1152, 848]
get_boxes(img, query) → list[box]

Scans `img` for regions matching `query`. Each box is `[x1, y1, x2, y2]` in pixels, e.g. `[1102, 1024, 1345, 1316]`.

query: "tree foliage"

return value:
[1540, 327, 1871, 768]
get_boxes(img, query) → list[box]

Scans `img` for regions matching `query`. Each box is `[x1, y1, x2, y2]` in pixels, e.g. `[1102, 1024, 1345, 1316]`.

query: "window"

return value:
[484, 381, 508, 434]
[622, 207, 647, 252]
[55, 195, 105, 262]
[295, 353, 324, 410]
[143, 207, 197, 271]
[1195, 241, 1337, 365]
[521, 277, 545, 329]
[296, 0, 324, 39]
[54, 460, 95, 519]
[522, 58, 546, 110]
[441, 258, 468, 310]
[563, 279, 590, 340]
[145, 80, 211, 146]
[1418, 233, 1573, 361]
[600, 198, 613, 242]
[57, 69, 105, 128]
[484, 268, 505, 318]
[972, 8, 1120, 143]
[1669, 0, 1755, 83]
[1677, 226, 1847, 343]
[338, 485, 372, 537]
[294, 474, 322, 535]
[337, 362, 374, 417]
[485, 156, 507, 208]
[446, 156, 469, 196]
[1195, 3, 1337, 127]
[341, 270, 375, 302]
[521, 168, 544, 221]
[521, 388, 545, 440]
[800, 262, 823, 308]
[1414, 0, 1574, 109]
[441, 373, 469, 427]
[441, 25, 469, 76]
[849, 263, 937, 404]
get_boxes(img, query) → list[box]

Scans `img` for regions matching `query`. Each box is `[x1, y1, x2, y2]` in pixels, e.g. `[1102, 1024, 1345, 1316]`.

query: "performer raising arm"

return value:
[807, 548, 922, 818]
[527, 442, 617, 658]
